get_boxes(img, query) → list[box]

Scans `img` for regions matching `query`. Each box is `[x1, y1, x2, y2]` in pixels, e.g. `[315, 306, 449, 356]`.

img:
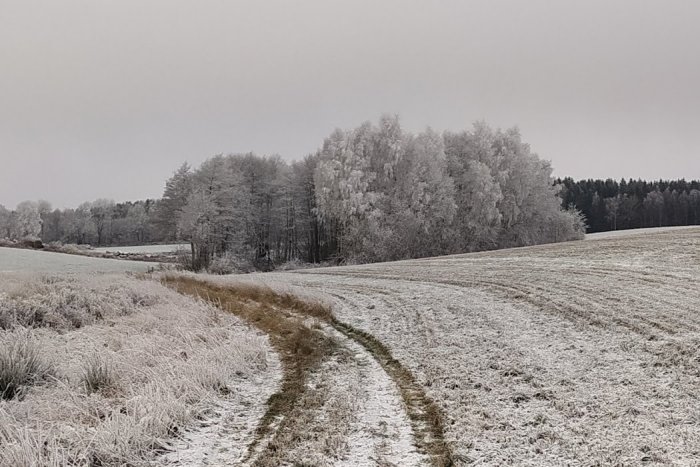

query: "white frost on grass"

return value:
[0, 274, 280, 467]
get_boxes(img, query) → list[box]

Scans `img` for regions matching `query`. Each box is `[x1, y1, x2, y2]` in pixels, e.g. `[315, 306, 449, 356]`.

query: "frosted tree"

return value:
[155, 162, 193, 240]
[75, 203, 97, 244]
[0, 204, 12, 239]
[457, 160, 503, 250]
[0, 205, 10, 239]
[315, 125, 381, 259]
[191, 155, 250, 256]
[444, 124, 505, 251]
[604, 195, 622, 230]
[491, 128, 583, 246]
[644, 190, 665, 227]
[378, 128, 456, 259]
[37, 200, 52, 240]
[13, 201, 42, 240]
[125, 203, 149, 243]
[177, 190, 218, 270]
[290, 154, 325, 262]
[90, 199, 115, 246]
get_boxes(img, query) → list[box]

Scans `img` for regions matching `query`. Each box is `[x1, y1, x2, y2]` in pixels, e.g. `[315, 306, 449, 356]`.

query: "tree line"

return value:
[558, 178, 700, 233]
[155, 116, 585, 270]
[0, 199, 165, 247]
[1, 116, 588, 269]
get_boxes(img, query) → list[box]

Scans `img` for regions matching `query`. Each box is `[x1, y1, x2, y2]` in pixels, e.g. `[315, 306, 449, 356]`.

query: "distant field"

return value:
[94, 243, 188, 254]
[585, 225, 698, 240]
[0, 247, 153, 273]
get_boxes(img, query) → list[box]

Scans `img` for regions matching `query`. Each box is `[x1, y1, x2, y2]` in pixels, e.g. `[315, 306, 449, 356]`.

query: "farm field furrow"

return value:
[230, 227, 700, 465]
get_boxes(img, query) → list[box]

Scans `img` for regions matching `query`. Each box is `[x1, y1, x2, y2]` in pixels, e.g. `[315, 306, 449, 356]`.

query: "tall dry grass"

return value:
[0, 273, 275, 466]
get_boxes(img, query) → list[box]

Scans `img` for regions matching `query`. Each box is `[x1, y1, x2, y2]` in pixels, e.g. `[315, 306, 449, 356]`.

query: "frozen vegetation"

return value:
[0, 273, 279, 466]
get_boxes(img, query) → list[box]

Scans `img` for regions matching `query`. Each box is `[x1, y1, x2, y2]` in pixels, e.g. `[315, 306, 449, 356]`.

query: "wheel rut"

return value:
[164, 275, 452, 466]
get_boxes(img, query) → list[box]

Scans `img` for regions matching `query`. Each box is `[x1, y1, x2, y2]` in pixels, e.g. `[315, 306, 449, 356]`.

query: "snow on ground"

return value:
[309, 324, 426, 467]
[163, 355, 282, 466]
[585, 225, 698, 240]
[0, 246, 153, 273]
[232, 226, 700, 465]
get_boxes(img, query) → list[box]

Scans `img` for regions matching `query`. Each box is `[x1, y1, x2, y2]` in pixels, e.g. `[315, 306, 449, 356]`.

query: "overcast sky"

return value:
[1, 0, 699, 208]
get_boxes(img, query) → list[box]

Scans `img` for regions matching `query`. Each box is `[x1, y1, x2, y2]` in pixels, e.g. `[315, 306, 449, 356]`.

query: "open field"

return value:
[213, 227, 700, 465]
[1, 227, 698, 466]
[584, 225, 699, 240]
[0, 247, 154, 274]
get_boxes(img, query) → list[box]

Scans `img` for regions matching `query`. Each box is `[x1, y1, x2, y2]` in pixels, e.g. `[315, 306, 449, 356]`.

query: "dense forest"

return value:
[558, 178, 700, 233]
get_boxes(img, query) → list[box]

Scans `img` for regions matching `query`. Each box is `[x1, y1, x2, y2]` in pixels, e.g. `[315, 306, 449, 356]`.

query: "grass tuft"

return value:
[0, 332, 52, 400]
[82, 354, 118, 395]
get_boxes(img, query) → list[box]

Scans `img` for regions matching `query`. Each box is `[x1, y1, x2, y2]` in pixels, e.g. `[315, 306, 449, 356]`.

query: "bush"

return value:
[0, 333, 52, 400]
[207, 252, 254, 275]
[0, 276, 158, 330]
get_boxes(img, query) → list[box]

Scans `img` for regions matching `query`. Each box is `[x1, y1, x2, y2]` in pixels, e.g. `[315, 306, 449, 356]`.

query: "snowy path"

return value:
[166, 277, 432, 466]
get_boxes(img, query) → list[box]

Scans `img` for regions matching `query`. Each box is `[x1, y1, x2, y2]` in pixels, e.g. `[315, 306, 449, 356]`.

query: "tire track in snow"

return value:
[166, 276, 440, 466]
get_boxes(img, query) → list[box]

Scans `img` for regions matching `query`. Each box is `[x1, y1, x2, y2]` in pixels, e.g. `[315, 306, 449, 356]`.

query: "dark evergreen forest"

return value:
[557, 178, 700, 233]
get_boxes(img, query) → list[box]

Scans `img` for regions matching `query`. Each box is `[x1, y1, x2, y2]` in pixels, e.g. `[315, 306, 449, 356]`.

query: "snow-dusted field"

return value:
[0, 246, 153, 273]
[585, 225, 698, 240]
[3, 228, 698, 466]
[94, 243, 188, 254]
[226, 226, 700, 465]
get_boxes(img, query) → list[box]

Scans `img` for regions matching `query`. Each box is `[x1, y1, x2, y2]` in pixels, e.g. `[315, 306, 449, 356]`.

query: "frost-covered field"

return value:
[0, 273, 279, 466]
[0, 247, 153, 273]
[585, 225, 698, 240]
[94, 244, 188, 254]
[225, 227, 700, 465]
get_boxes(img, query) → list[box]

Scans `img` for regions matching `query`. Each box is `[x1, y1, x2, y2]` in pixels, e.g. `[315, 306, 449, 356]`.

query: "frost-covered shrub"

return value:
[0, 276, 158, 330]
[0, 332, 52, 400]
[207, 252, 254, 275]
[44, 241, 94, 255]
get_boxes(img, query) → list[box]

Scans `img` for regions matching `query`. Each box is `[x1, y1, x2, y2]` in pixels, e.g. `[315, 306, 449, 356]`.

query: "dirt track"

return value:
[225, 227, 700, 465]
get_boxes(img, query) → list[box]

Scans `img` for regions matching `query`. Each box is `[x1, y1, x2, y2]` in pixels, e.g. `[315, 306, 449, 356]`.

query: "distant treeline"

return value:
[0, 199, 166, 247]
[2, 116, 593, 269]
[557, 178, 700, 233]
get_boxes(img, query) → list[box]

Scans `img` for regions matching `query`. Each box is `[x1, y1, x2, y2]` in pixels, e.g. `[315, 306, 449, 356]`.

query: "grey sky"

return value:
[1, 0, 699, 208]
